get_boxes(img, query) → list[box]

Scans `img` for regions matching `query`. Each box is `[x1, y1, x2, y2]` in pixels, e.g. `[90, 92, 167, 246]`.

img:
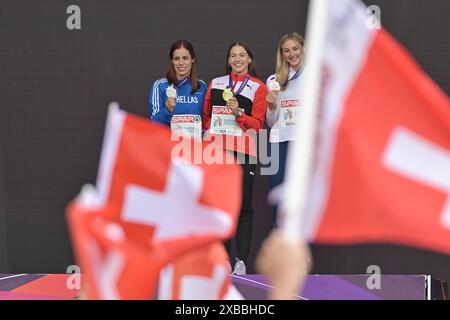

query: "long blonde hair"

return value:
[275, 32, 305, 90]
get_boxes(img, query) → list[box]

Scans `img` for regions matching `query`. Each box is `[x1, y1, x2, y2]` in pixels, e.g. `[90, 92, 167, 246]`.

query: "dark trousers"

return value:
[225, 153, 256, 265]
[268, 141, 290, 227]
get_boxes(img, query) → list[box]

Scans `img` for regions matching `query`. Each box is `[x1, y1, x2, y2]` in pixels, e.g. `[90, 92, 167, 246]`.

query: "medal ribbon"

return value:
[228, 74, 250, 96]
[288, 67, 304, 82]
[176, 76, 191, 88]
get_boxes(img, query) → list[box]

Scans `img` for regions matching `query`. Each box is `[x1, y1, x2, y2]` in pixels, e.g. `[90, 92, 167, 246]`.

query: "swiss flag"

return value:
[301, 0, 450, 254]
[67, 203, 164, 299]
[157, 242, 234, 300]
[67, 106, 242, 299]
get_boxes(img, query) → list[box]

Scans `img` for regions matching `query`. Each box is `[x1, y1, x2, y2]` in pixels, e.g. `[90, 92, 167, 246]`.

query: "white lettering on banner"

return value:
[382, 127, 450, 228]
[121, 161, 233, 240]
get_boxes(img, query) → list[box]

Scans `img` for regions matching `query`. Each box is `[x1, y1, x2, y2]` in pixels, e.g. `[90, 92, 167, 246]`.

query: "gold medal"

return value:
[222, 88, 234, 102]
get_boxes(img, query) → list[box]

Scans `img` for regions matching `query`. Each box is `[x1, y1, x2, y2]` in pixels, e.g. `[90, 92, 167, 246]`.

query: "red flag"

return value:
[157, 242, 234, 300]
[302, 0, 450, 254]
[67, 107, 242, 299]
[67, 203, 163, 299]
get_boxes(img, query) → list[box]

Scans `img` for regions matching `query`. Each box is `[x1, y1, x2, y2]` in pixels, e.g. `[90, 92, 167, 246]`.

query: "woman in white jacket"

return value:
[265, 32, 306, 226]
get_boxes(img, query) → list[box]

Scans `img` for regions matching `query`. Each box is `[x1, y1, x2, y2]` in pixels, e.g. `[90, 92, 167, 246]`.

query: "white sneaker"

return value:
[232, 258, 246, 275]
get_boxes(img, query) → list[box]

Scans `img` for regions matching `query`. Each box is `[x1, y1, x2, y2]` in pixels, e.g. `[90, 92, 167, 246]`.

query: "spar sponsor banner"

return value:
[170, 114, 202, 140]
[210, 106, 243, 136]
[280, 99, 302, 127]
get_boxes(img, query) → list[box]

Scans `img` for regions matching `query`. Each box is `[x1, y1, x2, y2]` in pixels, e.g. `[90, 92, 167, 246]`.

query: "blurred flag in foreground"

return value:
[67, 106, 242, 299]
[297, 0, 450, 253]
[157, 242, 234, 300]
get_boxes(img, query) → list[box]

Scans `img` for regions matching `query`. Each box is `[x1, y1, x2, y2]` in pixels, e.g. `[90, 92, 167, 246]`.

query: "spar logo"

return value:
[172, 115, 201, 123]
[281, 99, 301, 108]
[212, 107, 234, 115]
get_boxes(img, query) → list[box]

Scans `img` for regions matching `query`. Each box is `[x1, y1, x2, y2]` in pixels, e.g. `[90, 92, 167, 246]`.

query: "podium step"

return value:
[231, 274, 447, 300]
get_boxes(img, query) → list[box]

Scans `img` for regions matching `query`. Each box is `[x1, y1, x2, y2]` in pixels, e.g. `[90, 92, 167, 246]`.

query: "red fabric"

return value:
[314, 29, 450, 254]
[67, 111, 242, 299]
[11, 275, 81, 298]
[67, 204, 162, 300]
[162, 242, 231, 300]
[202, 81, 213, 131]
[231, 73, 267, 132]
[202, 73, 268, 156]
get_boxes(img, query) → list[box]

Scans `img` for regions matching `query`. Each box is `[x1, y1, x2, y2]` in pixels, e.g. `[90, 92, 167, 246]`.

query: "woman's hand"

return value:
[226, 97, 240, 116]
[165, 97, 176, 113]
[266, 91, 278, 112]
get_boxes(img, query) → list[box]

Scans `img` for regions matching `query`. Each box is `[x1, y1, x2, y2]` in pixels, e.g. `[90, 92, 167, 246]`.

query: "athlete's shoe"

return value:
[232, 258, 246, 275]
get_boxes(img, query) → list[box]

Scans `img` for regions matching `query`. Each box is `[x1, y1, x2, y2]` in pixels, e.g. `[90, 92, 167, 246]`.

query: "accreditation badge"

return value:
[280, 99, 302, 127]
[170, 114, 202, 140]
[210, 106, 243, 136]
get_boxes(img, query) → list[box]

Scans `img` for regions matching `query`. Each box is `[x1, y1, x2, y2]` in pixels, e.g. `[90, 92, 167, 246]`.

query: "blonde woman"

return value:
[265, 32, 305, 226]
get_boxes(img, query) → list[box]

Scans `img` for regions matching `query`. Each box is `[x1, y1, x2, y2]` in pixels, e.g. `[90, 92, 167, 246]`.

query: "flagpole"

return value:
[281, 0, 328, 242]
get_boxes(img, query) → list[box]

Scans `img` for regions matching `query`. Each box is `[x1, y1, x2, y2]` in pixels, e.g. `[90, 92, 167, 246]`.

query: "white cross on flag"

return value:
[299, 0, 450, 254]
[67, 107, 242, 299]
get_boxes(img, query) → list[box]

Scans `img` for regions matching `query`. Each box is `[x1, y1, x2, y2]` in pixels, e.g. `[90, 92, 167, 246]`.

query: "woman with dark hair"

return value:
[202, 42, 268, 275]
[150, 40, 207, 139]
